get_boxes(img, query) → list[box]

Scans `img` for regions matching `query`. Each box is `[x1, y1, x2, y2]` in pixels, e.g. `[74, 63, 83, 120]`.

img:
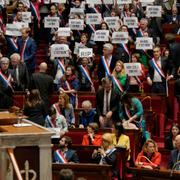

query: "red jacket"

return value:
[82, 134, 102, 146]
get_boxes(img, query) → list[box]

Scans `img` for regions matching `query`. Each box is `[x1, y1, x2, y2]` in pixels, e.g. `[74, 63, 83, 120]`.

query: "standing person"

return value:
[24, 89, 47, 126]
[98, 43, 117, 84]
[31, 62, 54, 110]
[59, 65, 79, 107]
[54, 136, 79, 163]
[0, 57, 14, 109]
[96, 77, 120, 128]
[147, 46, 175, 94]
[168, 134, 180, 170]
[120, 93, 150, 141]
[10, 53, 29, 91]
[135, 139, 161, 169]
[165, 123, 180, 150]
[82, 123, 102, 146]
[17, 27, 37, 74]
[92, 133, 118, 178]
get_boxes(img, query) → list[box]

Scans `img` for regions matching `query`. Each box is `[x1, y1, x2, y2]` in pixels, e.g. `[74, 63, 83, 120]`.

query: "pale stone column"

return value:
[39, 144, 52, 180]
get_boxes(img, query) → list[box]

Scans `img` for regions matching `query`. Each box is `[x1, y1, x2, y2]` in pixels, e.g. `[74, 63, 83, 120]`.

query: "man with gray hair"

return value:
[10, 53, 29, 91]
[98, 43, 117, 84]
[0, 57, 13, 108]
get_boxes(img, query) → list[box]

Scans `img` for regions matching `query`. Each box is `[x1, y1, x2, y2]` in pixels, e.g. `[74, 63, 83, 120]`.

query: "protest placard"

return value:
[146, 6, 162, 17]
[79, 48, 93, 57]
[44, 17, 60, 28]
[112, 32, 128, 44]
[51, 44, 69, 58]
[124, 63, 142, 76]
[103, 0, 113, 4]
[74, 42, 86, 54]
[123, 17, 138, 28]
[94, 30, 109, 41]
[22, 12, 31, 23]
[140, 0, 154, 2]
[51, 0, 66, 3]
[5, 24, 22, 36]
[117, 0, 132, 4]
[58, 27, 71, 37]
[86, 13, 102, 25]
[86, 0, 102, 4]
[0, 0, 4, 5]
[104, 16, 119, 29]
[69, 19, 84, 30]
[136, 37, 153, 50]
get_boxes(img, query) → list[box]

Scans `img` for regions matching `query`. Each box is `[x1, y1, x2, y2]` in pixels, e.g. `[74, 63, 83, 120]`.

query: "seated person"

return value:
[79, 100, 96, 128]
[82, 123, 102, 146]
[111, 122, 130, 160]
[168, 134, 180, 170]
[53, 92, 75, 128]
[135, 139, 161, 169]
[45, 106, 68, 138]
[54, 136, 79, 163]
[165, 123, 180, 150]
[92, 133, 118, 178]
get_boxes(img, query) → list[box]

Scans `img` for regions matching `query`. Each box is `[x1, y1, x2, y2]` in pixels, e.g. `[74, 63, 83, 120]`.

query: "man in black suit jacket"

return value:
[147, 46, 175, 93]
[98, 43, 117, 84]
[96, 77, 120, 128]
[10, 53, 30, 91]
[168, 134, 180, 170]
[31, 62, 54, 110]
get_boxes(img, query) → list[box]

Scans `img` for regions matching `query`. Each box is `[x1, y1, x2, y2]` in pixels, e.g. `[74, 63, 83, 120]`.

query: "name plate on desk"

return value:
[13, 123, 32, 127]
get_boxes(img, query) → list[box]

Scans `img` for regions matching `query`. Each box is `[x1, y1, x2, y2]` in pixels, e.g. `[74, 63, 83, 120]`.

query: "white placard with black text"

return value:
[86, 13, 102, 25]
[124, 63, 142, 76]
[94, 30, 109, 42]
[44, 17, 60, 28]
[136, 37, 153, 50]
[112, 32, 129, 44]
[51, 44, 69, 58]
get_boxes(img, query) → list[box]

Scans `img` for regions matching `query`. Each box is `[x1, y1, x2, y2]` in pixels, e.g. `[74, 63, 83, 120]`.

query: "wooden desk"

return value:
[0, 120, 53, 180]
[129, 167, 180, 180]
[52, 163, 112, 180]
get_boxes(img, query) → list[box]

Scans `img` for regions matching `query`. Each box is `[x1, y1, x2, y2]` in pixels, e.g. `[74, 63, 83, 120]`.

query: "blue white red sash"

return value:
[134, 76, 143, 87]
[57, 59, 65, 74]
[138, 29, 143, 37]
[101, 56, 111, 77]
[79, 65, 94, 85]
[132, 28, 137, 35]
[0, 70, 13, 91]
[93, 5, 101, 14]
[45, 115, 55, 128]
[30, 2, 40, 23]
[20, 38, 29, 61]
[54, 150, 67, 164]
[9, 38, 18, 51]
[150, 58, 166, 79]
[120, 43, 130, 57]
[53, 103, 61, 116]
[111, 75, 124, 93]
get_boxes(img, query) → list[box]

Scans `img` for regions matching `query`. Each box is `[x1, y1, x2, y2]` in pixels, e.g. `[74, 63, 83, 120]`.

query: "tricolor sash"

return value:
[150, 58, 166, 79]
[20, 38, 29, 61]
[0, 70, 13, 91]
[54, 150, 68, 164]
[120, 43, 130, 57]
[57, 59, 65, 74]
[101, 56, 111, 77]
[30, 2, 41, 25]
[138, 28, 143, 37]
[45, 115, 55, 128]
[134, 76, 143, 87]
[9, 38, 18, 51]
[111, 75, 124, 93]
[53, 103, 61, 116]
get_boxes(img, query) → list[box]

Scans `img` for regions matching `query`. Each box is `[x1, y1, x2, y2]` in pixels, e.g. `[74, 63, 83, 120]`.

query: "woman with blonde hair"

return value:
[135, 139, 161, 169]
[112, 60, 128, 93]
[52, 92, 75, 127]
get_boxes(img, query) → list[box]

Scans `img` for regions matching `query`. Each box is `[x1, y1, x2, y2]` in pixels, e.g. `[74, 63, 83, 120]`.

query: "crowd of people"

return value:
[0, 0, 180, 179]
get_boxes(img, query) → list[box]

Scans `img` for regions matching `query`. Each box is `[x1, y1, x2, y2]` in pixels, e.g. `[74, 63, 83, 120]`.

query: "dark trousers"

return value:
[151, 82, 166, 94]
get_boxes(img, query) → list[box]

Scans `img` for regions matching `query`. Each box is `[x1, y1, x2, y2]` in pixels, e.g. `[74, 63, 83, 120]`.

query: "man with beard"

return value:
[54, 136, 79, 163]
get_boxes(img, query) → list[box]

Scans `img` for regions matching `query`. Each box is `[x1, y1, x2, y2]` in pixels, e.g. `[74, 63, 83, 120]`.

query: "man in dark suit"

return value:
[54, 136, 79, 163]
[96, 77, 120, 128]
[147, 46, 175, 94]
[17, 27, 37, 74]
[98, 43, 117, 84]
[31, 62, 54, 110]
[10, 53, 29, 91]
[168, 134, 180, 170]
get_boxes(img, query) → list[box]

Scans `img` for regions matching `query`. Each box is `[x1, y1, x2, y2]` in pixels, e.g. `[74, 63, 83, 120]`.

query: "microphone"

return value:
[170, 160, 180, 177]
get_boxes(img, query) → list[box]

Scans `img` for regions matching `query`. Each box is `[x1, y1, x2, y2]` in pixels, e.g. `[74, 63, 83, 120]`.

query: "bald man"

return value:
[168, 134, 180, 170]
[31, 62, 54, 110]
